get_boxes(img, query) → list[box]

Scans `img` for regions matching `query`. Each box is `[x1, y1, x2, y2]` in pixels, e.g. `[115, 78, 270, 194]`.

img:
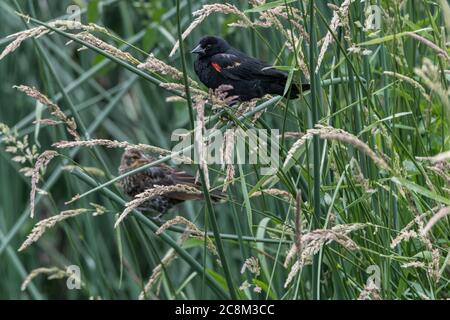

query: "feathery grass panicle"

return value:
[139, 212, 224, 299]
[156, 216, 218, 258]
[75, 32, 140, 65]
[236, 99, 259, 117]
[194, 96, 210, 189]
[421, 206, 450, 236]
[29, 151, 58, 219]
[14, 85, 80, 140]
[0, 123, 39, 177]
[279, 131, 306, 139]
[406, 32, 450, 62]
[53, 139, 128, 149]
[156, 216, 201, 236]
[115, 185, 202, 228]
[402, 261, 426, 269]
[240, 257, 260, 277]
[390, 229, 418, 249]
[169, 3, 248, 57]
[284, 126, 389, 170]
[231, 1, 308, 41]
[251, 188, 293, 202]
[416, 151, 450, 163]
[138, 53, 198, 86]
[283, 131, 314, 167]
[316, 0, 352, 73]
[347, 45, 372, 56]
[19, 209, 88, 251]
[357, 280, 381, 300]
[391, 203, 444, 282]
[0, 19, 95, 61]
[33, 119, 64, 126]
[138, 247, 178, 299]
[284, 223, 365, 287]
[221, 128, 235, 192]
[415, 58, 450, 114]
[317, 126, 389, 170]
[52, 139, 192, 163]
[160, 82, 207, 99]
[21, 267, 67, 291]
[294, 192, 302, 265]
[139, 230, 192, 299]
[383, 71, 431, 102]
[210, 85, 238, 109]
[165, 96, 186, 103]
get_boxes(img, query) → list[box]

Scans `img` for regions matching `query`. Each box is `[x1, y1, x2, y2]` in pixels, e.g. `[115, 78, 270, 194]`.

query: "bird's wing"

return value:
[160, 164, 227, 201]
[158, 164, 205, 201]
[210, 52, 287, 81]
[139, 163, 225, 201]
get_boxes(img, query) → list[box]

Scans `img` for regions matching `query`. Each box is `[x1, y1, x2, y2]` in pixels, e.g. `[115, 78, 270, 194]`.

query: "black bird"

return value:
[119, 149, 224, 215]
[191, 36, 309, 102]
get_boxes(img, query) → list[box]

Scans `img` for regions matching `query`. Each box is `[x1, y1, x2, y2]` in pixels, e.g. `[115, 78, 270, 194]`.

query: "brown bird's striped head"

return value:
[119, 148, 154, 174]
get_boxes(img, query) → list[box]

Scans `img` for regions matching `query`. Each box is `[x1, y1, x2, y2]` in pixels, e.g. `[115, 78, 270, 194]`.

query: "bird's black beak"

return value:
[191, 44, 205, 54]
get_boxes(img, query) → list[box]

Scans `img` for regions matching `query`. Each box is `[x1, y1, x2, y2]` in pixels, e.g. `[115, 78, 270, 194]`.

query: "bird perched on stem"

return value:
[191, 36, 309, 102]
[119, 149, 224, 216]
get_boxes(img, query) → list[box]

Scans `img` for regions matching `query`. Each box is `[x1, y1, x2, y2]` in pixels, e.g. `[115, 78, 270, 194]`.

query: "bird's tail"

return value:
[264, 80, 310, 99]
[210, 189, 227, 202]
[286, 83, 310, 99]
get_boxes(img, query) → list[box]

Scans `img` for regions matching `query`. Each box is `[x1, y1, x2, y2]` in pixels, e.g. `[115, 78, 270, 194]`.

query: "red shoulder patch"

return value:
[211, 62, 222, 72]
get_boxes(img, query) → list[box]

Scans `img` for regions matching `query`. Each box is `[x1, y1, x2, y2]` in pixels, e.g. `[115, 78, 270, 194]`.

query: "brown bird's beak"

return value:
[191, 44, 205, 54]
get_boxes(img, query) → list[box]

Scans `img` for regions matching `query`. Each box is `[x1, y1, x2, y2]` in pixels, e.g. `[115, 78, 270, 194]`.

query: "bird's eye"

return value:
[206, 44, 212, 49]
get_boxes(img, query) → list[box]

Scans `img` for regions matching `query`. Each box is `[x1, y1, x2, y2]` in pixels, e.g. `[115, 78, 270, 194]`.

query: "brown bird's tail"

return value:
[168, 170, 227, 202]
[263, 80, 310, 99]
[209, 189, 227, 202]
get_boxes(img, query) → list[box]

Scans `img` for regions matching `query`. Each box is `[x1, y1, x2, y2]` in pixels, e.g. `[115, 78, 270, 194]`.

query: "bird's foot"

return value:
[151, 213, 165, 225]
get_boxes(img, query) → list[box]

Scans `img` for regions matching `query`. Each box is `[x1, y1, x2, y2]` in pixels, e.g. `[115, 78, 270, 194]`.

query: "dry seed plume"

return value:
[115, 185, 202, 228]
[14, 85, 80, 140]
[169, 4, 247, 57]
[53, 139, 192, 163]
[316, 0, 352, 73]
[75, 32, 140, 65]
[156, 216, 218, 258]
[194, 96, 210, 189]
[240, 257, 261, 277]
[416, 151, 450, 163]
[19, 209, 89, 251]
[383, 71, 431, 102]
[357, 280, 381, 300]
[284, 126, 389, 170]
[21, 267, 68, 291]
[140, 215, 221, 299]
[251, 188, 294, 202]
[284, 223, 365, 287]
[138, 54, 198, 87]
[29, 151, 58, 219]
[421, 206, 450, 236]
[0, 20, 92, 61]
[405, 32, 450, 61]
[139, 230, 192, 299]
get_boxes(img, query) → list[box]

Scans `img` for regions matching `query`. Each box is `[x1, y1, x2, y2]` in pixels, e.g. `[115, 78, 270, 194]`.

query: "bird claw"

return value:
[151, 213, 165, 225]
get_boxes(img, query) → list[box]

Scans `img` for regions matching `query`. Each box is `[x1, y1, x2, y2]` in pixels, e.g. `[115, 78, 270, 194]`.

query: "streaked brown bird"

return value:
[118, 149, 224, 215]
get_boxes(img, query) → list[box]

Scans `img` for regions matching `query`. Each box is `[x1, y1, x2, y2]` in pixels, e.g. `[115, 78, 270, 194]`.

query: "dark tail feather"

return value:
[210, 189, 227, 202]
[264, 80, 310, 99]
[287, 83, 310, 99]
[166, 188, 226, 202]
